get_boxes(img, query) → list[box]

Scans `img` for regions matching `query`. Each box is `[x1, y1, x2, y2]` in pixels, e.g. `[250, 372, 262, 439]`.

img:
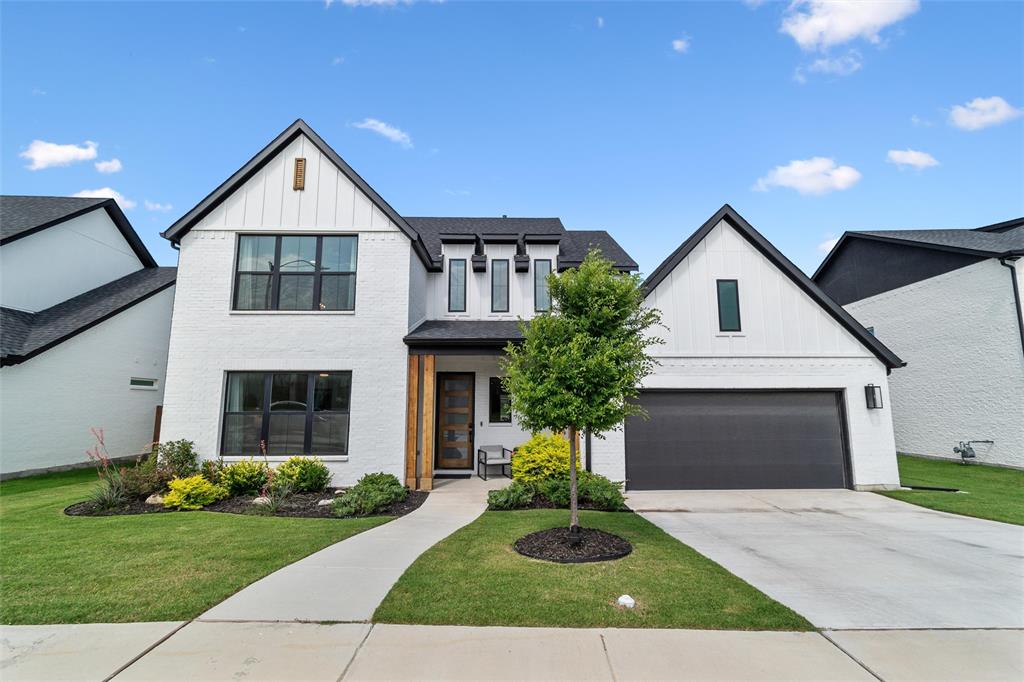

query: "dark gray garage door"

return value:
[625, 391, 849, 490]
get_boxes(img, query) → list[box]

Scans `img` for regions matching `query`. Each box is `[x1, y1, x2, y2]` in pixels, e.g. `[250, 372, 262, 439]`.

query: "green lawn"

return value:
[0, 469, 389, 624]
[881, 454, 1024, 525]
[374, 509, 812, 630]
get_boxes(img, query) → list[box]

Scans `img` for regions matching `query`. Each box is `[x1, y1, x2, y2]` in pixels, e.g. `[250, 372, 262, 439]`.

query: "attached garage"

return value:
[625, 390, 851, 490]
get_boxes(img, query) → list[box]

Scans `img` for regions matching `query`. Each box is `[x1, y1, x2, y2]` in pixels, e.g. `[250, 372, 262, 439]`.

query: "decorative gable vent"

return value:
[293, 158, 306, 191]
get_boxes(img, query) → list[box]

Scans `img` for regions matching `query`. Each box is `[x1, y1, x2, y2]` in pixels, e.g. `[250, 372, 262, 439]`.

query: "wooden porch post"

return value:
[404, 355, 420, 489]
[420, 354, 436, 491]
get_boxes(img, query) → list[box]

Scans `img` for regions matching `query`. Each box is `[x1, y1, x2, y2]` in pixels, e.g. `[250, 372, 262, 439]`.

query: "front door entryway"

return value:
[436, 372, 474, 469]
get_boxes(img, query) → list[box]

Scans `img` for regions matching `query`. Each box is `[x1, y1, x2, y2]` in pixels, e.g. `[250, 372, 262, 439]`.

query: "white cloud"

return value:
[808, 51, 862, 76]
[352, 118, 413, 148]
[144, 200, 173, 212]
[818, 236, 840, 254]
[910, 114, 933, 127]
[72, 187, 136, 210]
[333, 0, 409, 6]
[596, 16, 604, 29]
[743, 0, 767, 7]
[95, 158, 122, 174]
[332, 56, 345, 66]
[444, 189, 470, 196]
[887, 148, 938, 170]
[754, 157, 861, 195]
[781, 0, 919, 51]
[19, 139, 97, 170]
[671, 37, 690, 53]
[31, 87, 46, 96]
[949, 96, 1022, 131]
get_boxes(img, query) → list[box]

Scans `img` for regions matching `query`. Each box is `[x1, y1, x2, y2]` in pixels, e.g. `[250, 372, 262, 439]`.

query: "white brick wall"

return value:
[846, 260, 1024, 468]
[160, 228, 412, 486]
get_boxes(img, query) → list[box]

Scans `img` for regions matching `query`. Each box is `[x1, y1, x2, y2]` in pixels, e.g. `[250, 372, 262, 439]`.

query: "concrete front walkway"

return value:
[3, 622, 1020, 681]
[201, 477, 492, 622]
[631, 488, 1024, 629]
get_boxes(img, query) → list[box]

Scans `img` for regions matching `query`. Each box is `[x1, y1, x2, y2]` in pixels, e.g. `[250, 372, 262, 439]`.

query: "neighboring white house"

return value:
[159, 120, 903, 490]
[0, 196, 176, 477]
[592, 205, 905, 491]
[814, 218, 1024, 469]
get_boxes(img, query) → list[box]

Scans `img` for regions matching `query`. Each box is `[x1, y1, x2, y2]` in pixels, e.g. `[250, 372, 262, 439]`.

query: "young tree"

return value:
[502, 250, 662, 536]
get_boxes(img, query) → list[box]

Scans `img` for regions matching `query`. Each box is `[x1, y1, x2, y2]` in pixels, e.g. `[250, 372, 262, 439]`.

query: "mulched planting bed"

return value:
[510, 494, 631, 512]
[65, 490, 429, 519]
[514, 526, 633, 563]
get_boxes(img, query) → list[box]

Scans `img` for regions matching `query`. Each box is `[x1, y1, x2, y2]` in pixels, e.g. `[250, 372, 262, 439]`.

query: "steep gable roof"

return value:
[161, 119, 434, 267]
[0, 195, 157, 267]
[644, 204, 904, 370]
[1, 267, 176, 366]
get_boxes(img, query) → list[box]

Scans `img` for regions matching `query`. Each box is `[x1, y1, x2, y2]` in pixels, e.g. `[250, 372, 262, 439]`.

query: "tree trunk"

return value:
[568, 425, 579, 533]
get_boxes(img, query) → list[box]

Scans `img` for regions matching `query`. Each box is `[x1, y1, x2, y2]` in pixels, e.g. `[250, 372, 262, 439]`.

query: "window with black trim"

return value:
[233, 235, 357, 311]
[534, 259, 552, 312]
[448, 258, 467, 312]
[488, 377, 512, 423]
[716, 279, 741, 332]
[221, 371, 351, 457]
[491, 259, 509, 312]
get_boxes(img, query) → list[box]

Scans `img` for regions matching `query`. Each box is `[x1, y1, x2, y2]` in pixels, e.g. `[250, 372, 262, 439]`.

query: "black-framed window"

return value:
[488, 377, 512, 423]
[233, 235, 357, 311]
[491, 259, 509, 313]
[534, 259, 552, 312]
[222, 371, 351, 457]
[448, 258, 467, 312]
[716, 279, 741, 332]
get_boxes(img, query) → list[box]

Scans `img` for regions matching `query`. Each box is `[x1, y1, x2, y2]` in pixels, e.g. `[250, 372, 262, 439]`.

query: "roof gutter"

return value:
[999, 256, 1024, 360]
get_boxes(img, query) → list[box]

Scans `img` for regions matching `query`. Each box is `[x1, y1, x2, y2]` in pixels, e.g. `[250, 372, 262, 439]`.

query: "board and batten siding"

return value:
[611, 219, 900, 489]
[160, 132, 413, 485]
[0, 209, 145, 313]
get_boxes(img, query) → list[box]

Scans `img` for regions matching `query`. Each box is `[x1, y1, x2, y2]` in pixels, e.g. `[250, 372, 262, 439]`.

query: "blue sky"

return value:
[2, 1, 1022, 275]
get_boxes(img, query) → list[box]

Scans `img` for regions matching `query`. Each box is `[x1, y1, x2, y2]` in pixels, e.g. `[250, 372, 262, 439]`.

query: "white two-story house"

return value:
[160, 120, 904, 491]
[1, 196, 176, 476]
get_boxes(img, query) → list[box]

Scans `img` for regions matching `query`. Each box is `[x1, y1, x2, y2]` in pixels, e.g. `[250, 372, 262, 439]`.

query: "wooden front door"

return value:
[436, 372, 474, 469]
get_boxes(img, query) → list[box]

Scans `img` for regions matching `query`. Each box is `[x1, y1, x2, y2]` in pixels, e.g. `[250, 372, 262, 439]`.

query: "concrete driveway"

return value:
[631, 489, 1024, 629]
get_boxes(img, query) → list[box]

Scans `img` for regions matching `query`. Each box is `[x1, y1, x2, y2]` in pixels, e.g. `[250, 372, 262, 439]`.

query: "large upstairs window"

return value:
[233, 235, 357, 311]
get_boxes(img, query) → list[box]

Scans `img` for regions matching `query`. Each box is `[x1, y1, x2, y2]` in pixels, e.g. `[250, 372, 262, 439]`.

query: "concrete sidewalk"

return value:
[3, 621, 1020, 681]
[200, 477, 491, 622]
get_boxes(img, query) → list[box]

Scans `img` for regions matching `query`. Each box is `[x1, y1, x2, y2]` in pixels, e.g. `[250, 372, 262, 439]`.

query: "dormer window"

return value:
[491, 259, 509, 313]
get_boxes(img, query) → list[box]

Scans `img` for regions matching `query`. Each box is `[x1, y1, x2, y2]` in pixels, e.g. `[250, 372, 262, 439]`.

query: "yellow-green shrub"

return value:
[163, 475, 229, 510]
[511, 433, 580, 484]
[220, 459, 270, 495]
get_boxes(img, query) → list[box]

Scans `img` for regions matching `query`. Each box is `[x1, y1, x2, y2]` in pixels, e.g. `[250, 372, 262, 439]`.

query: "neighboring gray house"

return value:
[0, 196, 176, 477]
[814, 218, 1024, 468]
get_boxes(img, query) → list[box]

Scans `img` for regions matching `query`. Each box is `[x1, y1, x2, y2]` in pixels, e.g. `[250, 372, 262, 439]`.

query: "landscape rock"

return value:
[617, 595, 636, 609]
[317, 499, 333, 507]
[145, 494, 163, 505]
[252, 496, 271, 506]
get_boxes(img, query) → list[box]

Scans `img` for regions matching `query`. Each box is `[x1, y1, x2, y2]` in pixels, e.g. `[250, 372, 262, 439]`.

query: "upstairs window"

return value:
[491, 259, 509, 313]
[716, 279, 741, 332]
[534, 259, 552, 312]
[448, 258, 467, 313]
[233, 235, 357, 311]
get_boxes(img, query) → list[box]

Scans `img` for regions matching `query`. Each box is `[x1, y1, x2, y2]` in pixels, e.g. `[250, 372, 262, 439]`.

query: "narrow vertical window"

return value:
[488, 377, 512, 423]
[534, 259, 552, 312]
[717, 279, 741, 332]
[448, 258, 467, 313]
[491, 259, 509, 313]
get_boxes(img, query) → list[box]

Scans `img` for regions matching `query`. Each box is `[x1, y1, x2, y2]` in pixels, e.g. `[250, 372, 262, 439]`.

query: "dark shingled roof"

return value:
[1, 267, 176, 366]
[1, 195, 158, 267]
[404, 216, 637, 271]
[852, 222, 1024, 254]
[404, 319, 525, 347]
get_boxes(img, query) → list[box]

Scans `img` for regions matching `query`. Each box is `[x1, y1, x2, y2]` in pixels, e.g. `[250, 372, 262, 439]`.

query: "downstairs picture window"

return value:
[221, 371, 351, 457]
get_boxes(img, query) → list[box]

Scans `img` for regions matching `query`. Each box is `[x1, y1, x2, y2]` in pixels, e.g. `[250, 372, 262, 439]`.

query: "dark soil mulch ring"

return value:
[65, 490, 429, 519]
[514, 526, 633, 563]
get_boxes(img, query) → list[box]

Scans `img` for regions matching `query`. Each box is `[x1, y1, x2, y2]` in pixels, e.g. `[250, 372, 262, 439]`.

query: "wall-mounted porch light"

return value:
[865, 384, 883, 409]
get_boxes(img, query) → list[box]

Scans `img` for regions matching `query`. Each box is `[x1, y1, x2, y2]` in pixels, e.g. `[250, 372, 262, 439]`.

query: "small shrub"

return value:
[257, 474, 294, 514]
[90, 475, 127, 509]
[275, 456, 331, 493]
[487, 481, 535, 510]
[511, 433, 580, 484]
[220, 459, 270, 496]
[85, 427, 127, 509]
[537, 477, 571, 507]
[200, 457, 224, 485]
[579, 472, 627, 511]
[122, 453, 171, 498]
[163, 475, 229, 510]
[333, 472, 407, 517]
[156, 440, 200, 478]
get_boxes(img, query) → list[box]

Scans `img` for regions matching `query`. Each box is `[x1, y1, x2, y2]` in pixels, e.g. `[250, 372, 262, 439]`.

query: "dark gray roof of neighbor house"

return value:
[405, 217, 637, 271]
[0, 195, 158, 267]
[0, 267, 176, 366]
[403, 319, 525, 347]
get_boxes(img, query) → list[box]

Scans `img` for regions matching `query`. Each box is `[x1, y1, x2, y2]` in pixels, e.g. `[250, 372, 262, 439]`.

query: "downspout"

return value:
[1000, 256, 1024, 360]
